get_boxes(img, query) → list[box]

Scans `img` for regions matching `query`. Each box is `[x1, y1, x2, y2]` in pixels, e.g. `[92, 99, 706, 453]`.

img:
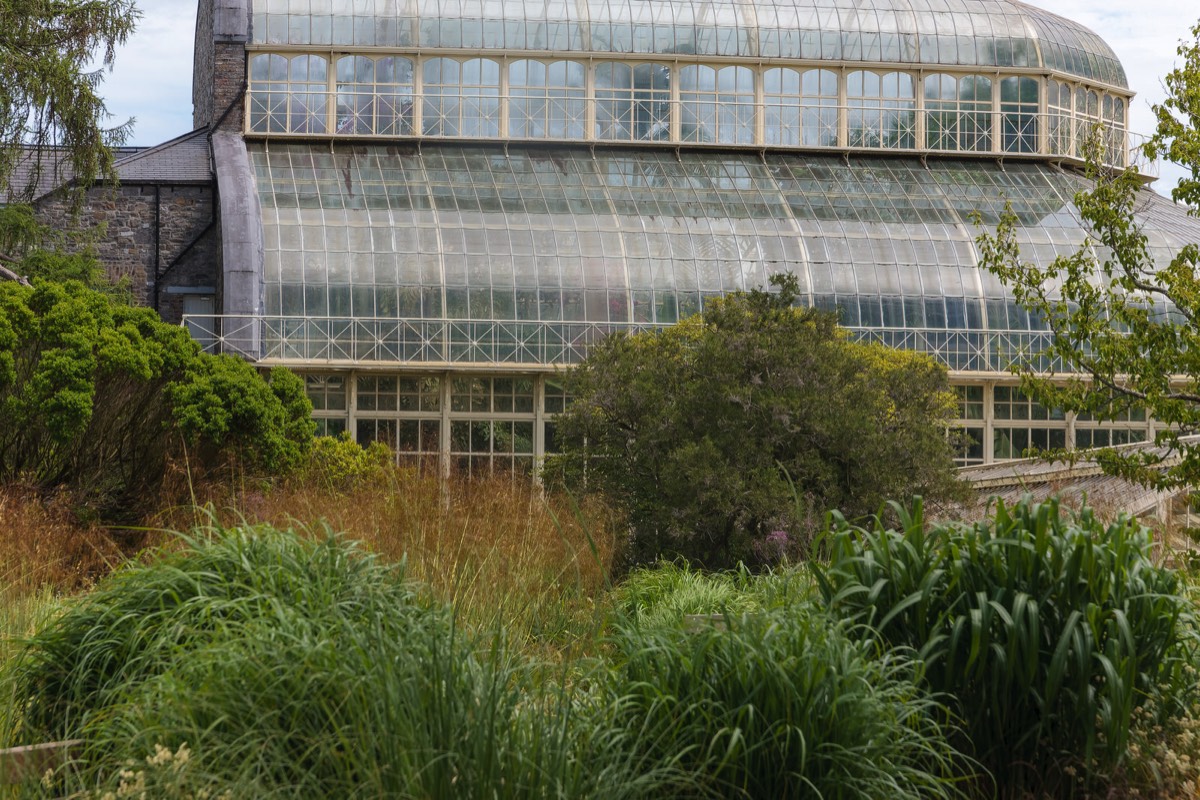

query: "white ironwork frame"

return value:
[245, 51, 1143, 171]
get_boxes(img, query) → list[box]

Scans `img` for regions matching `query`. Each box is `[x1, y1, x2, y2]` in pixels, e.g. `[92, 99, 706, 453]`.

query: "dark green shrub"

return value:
[609, 604, 967, 799]
[816, 497, 1199, 797]
[551, 274, 965, 570]
[0, 280, 313, 516]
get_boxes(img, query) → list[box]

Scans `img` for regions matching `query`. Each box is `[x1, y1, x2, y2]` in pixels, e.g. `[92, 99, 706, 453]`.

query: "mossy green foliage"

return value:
[552, 273, 965, 570]
[0, 280, 313, 516]
[817, 497, 1200, 797]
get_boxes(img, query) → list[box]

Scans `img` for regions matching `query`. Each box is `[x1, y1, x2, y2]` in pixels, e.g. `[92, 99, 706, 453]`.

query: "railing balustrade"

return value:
[182, 314, 1065, 373]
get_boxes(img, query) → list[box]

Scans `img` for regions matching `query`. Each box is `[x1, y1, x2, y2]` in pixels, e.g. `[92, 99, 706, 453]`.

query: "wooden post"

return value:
[0, 740, 82, 785]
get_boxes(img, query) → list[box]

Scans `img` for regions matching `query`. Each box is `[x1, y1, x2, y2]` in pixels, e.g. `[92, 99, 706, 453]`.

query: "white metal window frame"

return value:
[245, 50, 1137, 168]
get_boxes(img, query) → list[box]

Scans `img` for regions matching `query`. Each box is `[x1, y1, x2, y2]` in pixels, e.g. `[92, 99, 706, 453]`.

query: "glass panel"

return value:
[595, 62, 671, 141]
[248, 53, 328, 133]
[423, 58, 501, 137]
[509, 60, 587, 139]
[924, 74, 992, 152]
[679, 65, 754, 144]
[847, 71, 915, 149]
[763, 67, 837, 147]
[336, 55, 414, 135]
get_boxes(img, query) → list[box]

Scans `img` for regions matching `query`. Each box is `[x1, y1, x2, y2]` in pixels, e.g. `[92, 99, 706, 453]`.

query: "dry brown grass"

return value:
[157, 470, 622, 649]
[0, 486, 140, 596]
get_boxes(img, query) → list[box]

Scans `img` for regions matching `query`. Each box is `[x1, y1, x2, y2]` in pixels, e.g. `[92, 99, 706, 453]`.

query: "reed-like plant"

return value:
[816, 496, 1200, 797]
[0, 524, 666, 798]
[608, 605, 968, 799]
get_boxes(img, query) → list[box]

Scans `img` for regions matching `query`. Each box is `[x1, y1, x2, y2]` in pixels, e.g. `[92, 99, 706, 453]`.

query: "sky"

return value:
[99, 0, 1195, 190]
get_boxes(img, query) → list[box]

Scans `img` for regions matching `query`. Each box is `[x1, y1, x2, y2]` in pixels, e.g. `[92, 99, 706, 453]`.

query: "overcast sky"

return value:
[99, 0, 1195, 190]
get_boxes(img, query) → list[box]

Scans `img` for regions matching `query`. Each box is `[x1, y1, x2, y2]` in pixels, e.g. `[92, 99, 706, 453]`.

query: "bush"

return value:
[615, 560, 812, 628]
[551, 274, 964, 570]
[816, 497, 1200, 797]
[0, 280, 313, 516]
[608, 604, 967, 799]
[0, 525, 668, 799]
[301, 432, 393, 491]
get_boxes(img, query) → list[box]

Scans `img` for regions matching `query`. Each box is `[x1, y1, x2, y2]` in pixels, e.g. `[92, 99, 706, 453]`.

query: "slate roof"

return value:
[5, 145, 142, 203]
[112, 128, 212, 184]
[3, 129, 211, 203]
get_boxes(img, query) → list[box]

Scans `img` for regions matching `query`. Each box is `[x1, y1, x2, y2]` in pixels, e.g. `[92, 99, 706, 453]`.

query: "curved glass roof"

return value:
[249, 142, 1192, 370]
[252, 0, 1127, 88]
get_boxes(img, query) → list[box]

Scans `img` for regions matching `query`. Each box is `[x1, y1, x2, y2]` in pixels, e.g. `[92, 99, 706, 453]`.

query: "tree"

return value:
[550, 275, 965, 570]
[975, 21, 1200, 489]
[0, 0, 139, 202]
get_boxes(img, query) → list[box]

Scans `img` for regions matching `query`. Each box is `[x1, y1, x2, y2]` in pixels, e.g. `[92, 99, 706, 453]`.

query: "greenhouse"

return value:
[188, 0, 1200, 473]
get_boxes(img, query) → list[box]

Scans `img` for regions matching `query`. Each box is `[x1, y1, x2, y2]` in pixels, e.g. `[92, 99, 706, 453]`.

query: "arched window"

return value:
[1047, 80, 1073, 156]
[678, 65, 754, 144]
[422, 58, 501, 137]
[763, 68, 837, 147]
[595, 63, 671, 142]
[924, 74, 992, 152]
[847, 71, 915, 149]
[249, 53, 329, 133]
[508, 60, 587, 139]
[1000, 76, 1039, 154]
[1100, 95, 1127, 166]
[336, 55, 414, 135]
[1073, 87, 1100, 156]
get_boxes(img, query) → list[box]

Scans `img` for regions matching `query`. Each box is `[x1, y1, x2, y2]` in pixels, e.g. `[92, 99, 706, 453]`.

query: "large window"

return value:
[595, 62, 671, 141]
[763, 68, 837, 147]
[422, 58, 501, 137]
[925, 74, 992, 152]
[336, 55, 414, 135]
[249, 53, 329, 133]
[1103, 94, 1127, 166]
[1000, 76, 1038, 154]
[847, 71, 916, 149]
[678, 65, 755, 144]
[245, 51, 1137, 166]
[1048, 80, 1073, 156]
[508, 60, 587, 139]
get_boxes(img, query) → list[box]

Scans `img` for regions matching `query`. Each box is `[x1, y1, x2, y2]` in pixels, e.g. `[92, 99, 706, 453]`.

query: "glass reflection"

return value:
[336, 55, 414, 135]
[423, 58, 501, 137]
[847, 71, 916, 149]
[595, 62, 671, 141]
[763, 68, 837, 147]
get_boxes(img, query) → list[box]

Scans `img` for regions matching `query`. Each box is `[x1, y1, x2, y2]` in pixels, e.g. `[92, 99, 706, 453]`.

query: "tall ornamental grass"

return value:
[0, 525, 663, 799]
[609, 605, 969, 799]
[816, 496, 1200, 798]
[169, 469, 618, 651]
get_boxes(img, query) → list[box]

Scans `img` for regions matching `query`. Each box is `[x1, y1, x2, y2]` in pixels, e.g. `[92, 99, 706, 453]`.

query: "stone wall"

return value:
[34, 184, 219, 323]
[193, 0, 215, 129]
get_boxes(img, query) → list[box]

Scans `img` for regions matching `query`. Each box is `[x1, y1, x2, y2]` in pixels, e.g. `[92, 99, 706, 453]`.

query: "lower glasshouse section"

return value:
[300, 370, 1157, 473]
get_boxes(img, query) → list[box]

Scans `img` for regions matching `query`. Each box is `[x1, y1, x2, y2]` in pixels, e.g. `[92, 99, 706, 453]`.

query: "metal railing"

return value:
[182, 314, 1064, 373]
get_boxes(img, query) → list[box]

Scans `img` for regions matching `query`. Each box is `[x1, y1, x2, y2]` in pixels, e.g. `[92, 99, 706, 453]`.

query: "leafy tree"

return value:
[975, 21, 1200, 488]
[551, 275, 964, 570]
[0, 0, 139, 202]
[0, 279, 314, 518]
